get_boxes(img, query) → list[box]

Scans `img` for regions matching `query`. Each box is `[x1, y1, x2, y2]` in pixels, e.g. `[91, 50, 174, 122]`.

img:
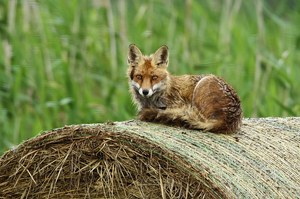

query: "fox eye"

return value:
[152, 75, 158, 80]
[136, 75, 142, 80]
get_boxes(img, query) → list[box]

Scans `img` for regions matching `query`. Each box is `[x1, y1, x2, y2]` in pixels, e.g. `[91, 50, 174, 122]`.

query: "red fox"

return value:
[127, 44, 242, 134]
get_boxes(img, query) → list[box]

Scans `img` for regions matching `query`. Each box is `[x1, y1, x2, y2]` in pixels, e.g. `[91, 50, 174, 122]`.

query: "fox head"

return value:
[127, 44, 169, 98]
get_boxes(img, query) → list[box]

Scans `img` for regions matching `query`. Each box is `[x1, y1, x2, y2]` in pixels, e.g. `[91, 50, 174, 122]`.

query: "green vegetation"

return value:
[0, 0, 299, 154]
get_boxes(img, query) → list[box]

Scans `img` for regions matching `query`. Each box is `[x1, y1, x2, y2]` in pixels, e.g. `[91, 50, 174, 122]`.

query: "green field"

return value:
[0, 0, 300, 154]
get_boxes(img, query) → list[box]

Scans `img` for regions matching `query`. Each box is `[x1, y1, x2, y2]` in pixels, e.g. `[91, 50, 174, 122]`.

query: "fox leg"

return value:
[139, 106, 219, 132]
[138, 108, 160, 121]
[157, 106, 220, 132]
[191, 75, 241, 133]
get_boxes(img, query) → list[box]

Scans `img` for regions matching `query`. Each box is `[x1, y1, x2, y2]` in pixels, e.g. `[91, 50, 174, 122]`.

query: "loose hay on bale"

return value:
[0, 118, 300, 198]
[0, 125, 211, 198]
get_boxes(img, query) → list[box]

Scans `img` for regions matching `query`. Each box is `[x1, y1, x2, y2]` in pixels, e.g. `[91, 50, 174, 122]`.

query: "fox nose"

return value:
[142, 89, 149, 96]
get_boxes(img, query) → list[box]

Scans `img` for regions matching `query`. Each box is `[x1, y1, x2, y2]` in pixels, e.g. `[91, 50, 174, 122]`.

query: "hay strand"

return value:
[0, 117, 300, 198]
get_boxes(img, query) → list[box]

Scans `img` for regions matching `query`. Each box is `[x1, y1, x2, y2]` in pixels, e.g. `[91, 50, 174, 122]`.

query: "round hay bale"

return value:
[0, 118, 300, 198]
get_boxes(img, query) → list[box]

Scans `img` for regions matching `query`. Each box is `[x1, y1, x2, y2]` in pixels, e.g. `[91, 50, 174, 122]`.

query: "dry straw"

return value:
[0, 118, 300, 198]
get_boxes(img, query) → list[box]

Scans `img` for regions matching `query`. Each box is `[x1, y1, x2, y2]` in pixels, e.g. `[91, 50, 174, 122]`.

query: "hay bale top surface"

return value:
[0, 117, 300, 198]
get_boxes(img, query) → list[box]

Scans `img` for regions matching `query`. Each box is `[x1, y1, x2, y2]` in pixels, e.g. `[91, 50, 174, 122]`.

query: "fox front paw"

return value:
[138, 108, 159, 121]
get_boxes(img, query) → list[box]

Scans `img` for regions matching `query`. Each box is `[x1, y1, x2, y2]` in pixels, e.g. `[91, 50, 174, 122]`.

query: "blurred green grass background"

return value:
[0, 0, 299, 154]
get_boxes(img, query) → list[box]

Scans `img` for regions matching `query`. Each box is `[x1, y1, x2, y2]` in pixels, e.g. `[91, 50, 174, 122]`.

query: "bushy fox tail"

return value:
[139, 105, 238, 134]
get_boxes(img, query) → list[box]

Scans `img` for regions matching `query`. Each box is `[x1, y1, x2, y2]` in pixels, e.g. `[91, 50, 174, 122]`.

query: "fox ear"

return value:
[128, 44, 143, 65]
[153, 45, 169, 67]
